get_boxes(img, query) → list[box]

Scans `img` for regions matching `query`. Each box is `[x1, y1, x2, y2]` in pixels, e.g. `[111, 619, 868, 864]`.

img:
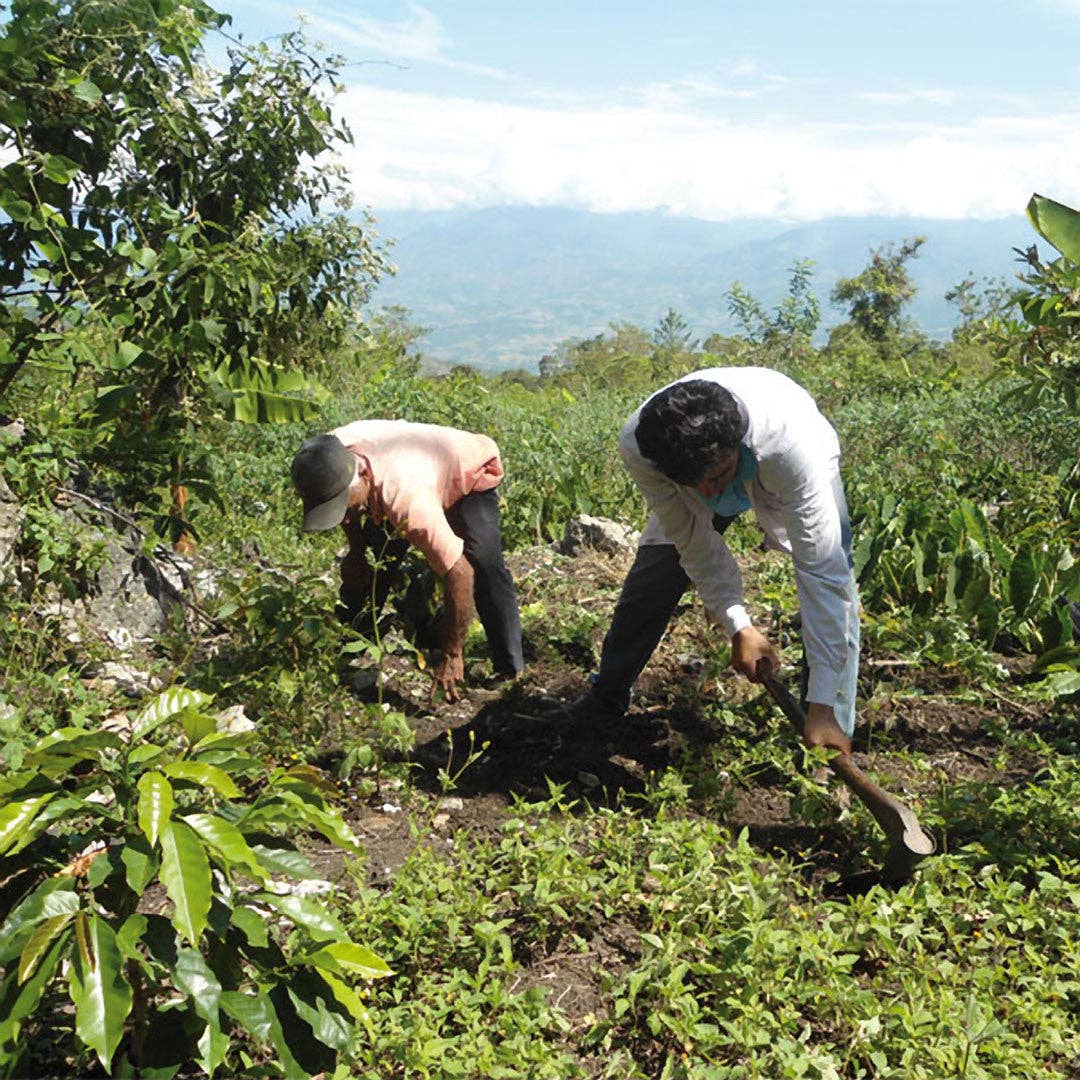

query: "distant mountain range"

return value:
[366, 206, 1039, 371]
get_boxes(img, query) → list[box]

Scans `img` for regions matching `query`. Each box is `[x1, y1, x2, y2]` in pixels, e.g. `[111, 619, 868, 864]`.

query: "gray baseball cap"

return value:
[290, 434, 355, 532]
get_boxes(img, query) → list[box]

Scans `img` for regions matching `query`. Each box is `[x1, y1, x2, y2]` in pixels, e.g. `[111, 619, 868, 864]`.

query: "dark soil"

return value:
[323, 543, 1064, 1044]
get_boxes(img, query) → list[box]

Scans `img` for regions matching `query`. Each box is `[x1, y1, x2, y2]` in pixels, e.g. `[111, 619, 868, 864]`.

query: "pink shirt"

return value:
[330, 419, 504, 575]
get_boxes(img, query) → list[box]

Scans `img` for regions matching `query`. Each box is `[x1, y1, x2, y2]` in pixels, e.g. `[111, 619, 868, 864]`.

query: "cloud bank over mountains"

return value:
[339, 85, 1080, 220]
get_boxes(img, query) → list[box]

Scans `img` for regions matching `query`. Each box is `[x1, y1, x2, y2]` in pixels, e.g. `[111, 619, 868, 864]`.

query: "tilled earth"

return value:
[330, 540, 1060, 900]
[266, 542, 1071, 1076]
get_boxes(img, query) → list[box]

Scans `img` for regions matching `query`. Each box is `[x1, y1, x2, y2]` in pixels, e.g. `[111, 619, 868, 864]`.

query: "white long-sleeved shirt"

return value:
[619, 367, 857, 706]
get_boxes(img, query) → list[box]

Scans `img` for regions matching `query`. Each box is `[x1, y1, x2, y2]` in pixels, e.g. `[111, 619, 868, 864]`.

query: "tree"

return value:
[542, 322, 654, 390]
[0, 0, 388, 534]
[724, 260, 821, 359]
[831, 237, 925, 342]
[650, 308, 698, 381]
[651, 308, 697, 353]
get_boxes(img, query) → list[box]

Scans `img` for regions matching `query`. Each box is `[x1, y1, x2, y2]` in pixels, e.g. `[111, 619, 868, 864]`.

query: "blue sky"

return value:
[223, 1, 1080, 220]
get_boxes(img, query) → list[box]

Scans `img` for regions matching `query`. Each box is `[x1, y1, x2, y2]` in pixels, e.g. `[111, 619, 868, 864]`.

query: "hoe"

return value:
[757, 660, 936, 883]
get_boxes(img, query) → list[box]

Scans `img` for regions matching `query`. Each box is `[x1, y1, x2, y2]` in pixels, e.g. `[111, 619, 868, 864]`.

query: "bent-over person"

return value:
[573, 367, 859, 753]
[291, 420, 524, 700]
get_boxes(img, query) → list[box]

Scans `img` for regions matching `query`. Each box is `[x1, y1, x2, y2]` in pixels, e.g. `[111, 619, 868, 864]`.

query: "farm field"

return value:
[2, 6, 1079, 1075]
[4, 347, 1079, 1078]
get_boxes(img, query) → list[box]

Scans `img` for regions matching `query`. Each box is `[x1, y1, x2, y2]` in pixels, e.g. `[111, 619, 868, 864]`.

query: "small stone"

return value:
[437, 796, 464, 812]
[215, 704, 255, 734]
[558, 515, 640, 557]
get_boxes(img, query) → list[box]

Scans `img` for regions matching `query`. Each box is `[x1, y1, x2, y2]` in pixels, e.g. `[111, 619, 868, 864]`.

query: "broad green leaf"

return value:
[305, 941, 392, 979]
[196, 1017, 231, 1078]
[231, 388, 322, 425]
[958, 500, 992, 557]
[282, 764, 340, 798]
[115, 341, 142, 369]
[220, 989, 312, 1077]
[180, 708, 217, 746]
[93, 383, 137, 418]
[42, 153, 81, 185]
[319, 970, 371, 1024]
[268, 984, 334, 1079]
[72, 79, 102, 103]
[0, 97, 27, 128]
[0, 794, 56, 856]
[220, 990, 274, 1042]
[191, 730, 255, 755]
[1043, 670, 1080, 698]
[23, 728, 122, 773]
[959, 571, 991, 621]
[286, 979, 352, 1051]
[255, 892, 347, 942]
[0, 934, 68, 1064]
[159, 820, 212, 945]
[137, 772, 174, 848]
[121, 835, 159, 894]
[230, 905, 269, 947]
[249, 843, 318, 879]
[68, 915, 133, 1072]
[33, 238, 63, 262]
[911, 540, 926, 593]
[183, 813, 266, 879]
[1007, 543, 1039, 621]
[115, 915, 148, 963]
[270, 789, 360, 853]
[161, 761, 241, 799]
[944, 557, 959, 611]
[1027, 193, 1080, 263]
[174, 946, 223, 1027]
[0, 880, 79, 964]
[0, 197, 32, 222]
[0, 770, 52, 801]
[128, 743, 168, 768]
[18, 912, 75, 983]
[977, 596, 1000, 645]
[133, 688, 213, 739]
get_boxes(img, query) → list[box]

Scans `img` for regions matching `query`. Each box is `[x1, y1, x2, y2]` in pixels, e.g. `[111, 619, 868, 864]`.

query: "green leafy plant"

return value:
[0, 688, 390, 1078]
[0, 0, 389, 530]
[1004, 192, 1080, 411]
[853, 494, 1080, 681]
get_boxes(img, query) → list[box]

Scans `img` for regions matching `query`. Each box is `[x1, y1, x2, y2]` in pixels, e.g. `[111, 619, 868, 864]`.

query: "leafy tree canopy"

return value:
[0, 0, 389, 526]
[830, 236, 925, 342]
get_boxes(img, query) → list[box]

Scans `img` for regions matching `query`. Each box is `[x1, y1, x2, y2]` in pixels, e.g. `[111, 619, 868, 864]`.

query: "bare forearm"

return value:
[440, 555, 475, 654]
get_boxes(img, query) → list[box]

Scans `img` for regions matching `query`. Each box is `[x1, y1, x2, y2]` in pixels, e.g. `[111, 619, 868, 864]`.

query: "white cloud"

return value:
[238, 1, 509, 78]
[640, 76, 786, 109]
[336, 84, 1080, 220]
[855, 89, 959, 106]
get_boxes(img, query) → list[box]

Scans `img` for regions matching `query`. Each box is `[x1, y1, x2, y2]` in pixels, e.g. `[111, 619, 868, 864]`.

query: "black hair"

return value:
[634, 379, 744, 485]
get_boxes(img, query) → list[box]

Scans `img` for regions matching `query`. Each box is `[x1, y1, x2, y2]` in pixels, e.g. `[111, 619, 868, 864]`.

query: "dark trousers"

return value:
[590, 515, 736, 710]
[446, 488, 524, 676]
[340, 488, 523, 676]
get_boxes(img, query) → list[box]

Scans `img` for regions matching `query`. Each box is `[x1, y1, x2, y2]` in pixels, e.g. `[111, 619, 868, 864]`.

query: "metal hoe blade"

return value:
[758, 664, 935, 882]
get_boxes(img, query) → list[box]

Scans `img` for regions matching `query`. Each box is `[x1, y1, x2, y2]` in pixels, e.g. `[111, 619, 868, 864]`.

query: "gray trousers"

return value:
[589, 514, 860, 733]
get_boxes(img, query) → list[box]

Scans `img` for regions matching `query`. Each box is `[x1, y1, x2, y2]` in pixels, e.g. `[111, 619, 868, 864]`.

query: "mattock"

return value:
[757, 660, 936, 882]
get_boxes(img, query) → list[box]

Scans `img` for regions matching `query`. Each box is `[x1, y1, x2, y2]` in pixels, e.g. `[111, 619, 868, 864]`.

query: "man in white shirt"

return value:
[575, 367, 859, 753]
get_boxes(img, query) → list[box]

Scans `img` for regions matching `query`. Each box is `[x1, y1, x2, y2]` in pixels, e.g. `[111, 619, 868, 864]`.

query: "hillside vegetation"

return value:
[2, 5, 1079, 1078]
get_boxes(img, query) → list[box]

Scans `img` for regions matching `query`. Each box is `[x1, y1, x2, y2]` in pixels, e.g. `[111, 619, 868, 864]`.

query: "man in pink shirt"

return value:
[291, 420, 524, 700]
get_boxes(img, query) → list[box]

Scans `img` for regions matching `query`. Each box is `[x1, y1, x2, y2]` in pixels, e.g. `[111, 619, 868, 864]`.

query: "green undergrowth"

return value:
[343, 774, 1080, 1079]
